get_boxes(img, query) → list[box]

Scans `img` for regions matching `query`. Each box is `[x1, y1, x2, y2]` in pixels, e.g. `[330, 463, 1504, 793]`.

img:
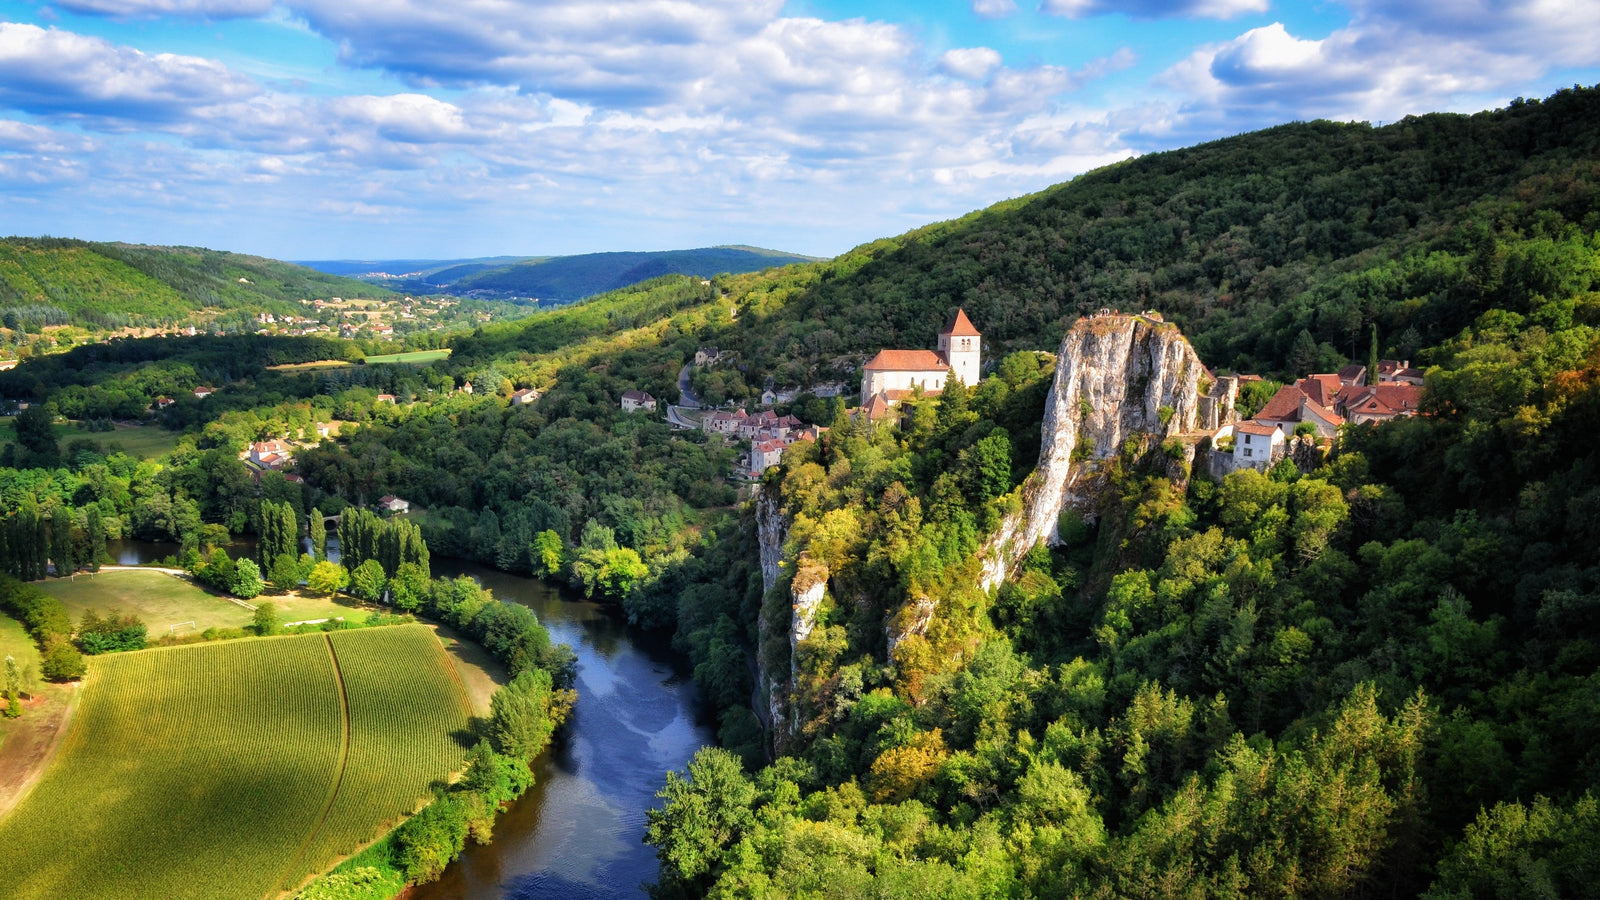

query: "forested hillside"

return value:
[443, 245, 819, 303]
[0, 238, 390, 331]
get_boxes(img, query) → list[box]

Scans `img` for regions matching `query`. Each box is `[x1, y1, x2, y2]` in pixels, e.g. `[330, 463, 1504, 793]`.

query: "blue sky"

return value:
[1, 0, 1597, 260]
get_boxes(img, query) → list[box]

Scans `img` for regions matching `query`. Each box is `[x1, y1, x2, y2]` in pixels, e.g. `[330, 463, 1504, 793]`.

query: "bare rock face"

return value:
[980, 314, 1213, 590]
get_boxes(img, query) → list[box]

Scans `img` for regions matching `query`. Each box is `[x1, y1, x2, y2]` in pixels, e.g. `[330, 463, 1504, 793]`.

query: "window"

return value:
[1244, 448, 1253, 458]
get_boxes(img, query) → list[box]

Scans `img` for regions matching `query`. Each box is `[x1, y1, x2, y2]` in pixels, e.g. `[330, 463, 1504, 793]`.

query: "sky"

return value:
[1, 0, 1598, 261]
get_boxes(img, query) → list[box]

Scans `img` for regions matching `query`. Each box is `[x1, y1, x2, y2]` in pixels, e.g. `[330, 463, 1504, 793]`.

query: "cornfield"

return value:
[0, 625, 472, 900]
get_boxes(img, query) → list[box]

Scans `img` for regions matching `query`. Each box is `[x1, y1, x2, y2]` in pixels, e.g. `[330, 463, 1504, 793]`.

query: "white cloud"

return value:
[971, 0, 1019, 18]
[941, 47, 1004, 81]
[0, 23, 259, 123]
[1160, 2, 1600, 132]
[0, 119, 94, 153]
[1040, 0, 1269, 19]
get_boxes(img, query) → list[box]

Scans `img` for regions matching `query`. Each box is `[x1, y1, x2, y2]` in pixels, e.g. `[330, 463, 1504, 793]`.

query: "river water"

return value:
[103, 542, 714, 898]
[415, 560, 714, 900]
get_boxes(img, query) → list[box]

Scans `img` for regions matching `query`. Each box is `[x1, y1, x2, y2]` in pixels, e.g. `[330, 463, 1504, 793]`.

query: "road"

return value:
[676, 363, 701, 409]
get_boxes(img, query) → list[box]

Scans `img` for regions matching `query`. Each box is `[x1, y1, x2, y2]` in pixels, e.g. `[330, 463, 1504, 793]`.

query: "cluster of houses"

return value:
[1216, 360, 1424, 469]
[698, 408, 825, 476]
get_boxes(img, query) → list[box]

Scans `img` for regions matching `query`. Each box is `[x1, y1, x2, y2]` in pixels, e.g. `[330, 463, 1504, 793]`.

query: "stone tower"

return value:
[938, 308, 982, 386]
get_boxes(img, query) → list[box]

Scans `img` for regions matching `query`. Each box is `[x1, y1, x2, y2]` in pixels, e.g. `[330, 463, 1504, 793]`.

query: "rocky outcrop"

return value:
[980, 314, 1220, 590]
[754, 486, 832, 743]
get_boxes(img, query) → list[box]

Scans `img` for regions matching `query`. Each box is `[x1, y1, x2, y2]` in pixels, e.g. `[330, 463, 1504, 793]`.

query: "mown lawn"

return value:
[0, 626, 472, 900]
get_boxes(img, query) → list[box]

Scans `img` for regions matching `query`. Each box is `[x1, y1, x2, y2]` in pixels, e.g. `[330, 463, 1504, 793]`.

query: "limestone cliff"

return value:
[754, 486, 829, 746]
[979, 314, 1223, 590]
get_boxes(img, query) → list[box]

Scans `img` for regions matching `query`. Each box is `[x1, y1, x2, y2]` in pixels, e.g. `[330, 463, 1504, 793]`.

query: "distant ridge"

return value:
[301, 245, 820, 303]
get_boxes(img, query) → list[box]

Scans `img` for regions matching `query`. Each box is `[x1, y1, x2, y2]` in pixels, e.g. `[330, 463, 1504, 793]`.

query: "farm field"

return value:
[42, 569, 380, 634]
[0, 419, 185, 460]
[0, 625, 472, 900]
[363, 348, 450, 364]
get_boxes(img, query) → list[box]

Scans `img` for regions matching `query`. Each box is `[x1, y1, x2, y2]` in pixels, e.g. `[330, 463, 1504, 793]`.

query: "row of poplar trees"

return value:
[0, 505, 105, 581]
[338, 507, 428, 577]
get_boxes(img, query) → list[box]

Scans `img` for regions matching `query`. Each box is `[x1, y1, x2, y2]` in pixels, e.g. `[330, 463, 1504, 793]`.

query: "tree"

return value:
[1288, 328, 1319, 377]
[231, 558, 264, 600]
[4, 654, 20, 718]
[49, 510, 73, 577]
[252, 601, 278, 636]
[646, 747, 757, 888]
[40, 637, 86, 681]
[307, 560, 349, 596]
[13, 403, 58, 462]
[531, 530, 564, 576]
[309, 507, 327, 561]
[1367, 323, 1380, 386]
[268, 552, 306, 593]
[350, 558, 387, 604]
[389, 561, 430, 612]
[84, 505, 105, 572]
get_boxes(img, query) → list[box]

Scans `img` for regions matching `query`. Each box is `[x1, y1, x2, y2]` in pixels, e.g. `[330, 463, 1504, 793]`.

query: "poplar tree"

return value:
[49, 511, 73, 577]
[309, 508, 327, 561]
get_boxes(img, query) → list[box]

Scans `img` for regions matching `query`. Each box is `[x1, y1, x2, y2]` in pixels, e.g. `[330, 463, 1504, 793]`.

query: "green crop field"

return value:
[0, 625, 472, 900]
[363, 348, 450, 365]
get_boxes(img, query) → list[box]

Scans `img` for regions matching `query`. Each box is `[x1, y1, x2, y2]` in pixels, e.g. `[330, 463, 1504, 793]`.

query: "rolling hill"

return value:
[304, 245, 819, 303]
[0, 238, 390, 330]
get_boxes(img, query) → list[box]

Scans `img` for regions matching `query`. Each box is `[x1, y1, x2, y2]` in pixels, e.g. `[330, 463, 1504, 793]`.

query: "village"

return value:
[643, 307, 1426, 483]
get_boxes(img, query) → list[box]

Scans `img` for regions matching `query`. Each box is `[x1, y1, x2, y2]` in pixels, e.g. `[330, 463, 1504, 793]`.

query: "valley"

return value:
[3, 85, 1600, 900]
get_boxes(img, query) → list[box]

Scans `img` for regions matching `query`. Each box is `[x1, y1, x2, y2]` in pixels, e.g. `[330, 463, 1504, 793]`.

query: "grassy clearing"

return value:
[41, 569, 381, 635]
[267, 359, 356, 373]
[0, 626, 471, 900]
[42, 570, 251, 635]
[0, 612, 39, 673]
[363, 348, 450, 365]
[0, 420, 185, 460]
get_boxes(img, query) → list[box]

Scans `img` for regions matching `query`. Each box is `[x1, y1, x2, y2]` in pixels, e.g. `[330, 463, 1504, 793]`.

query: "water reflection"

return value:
[410, 560, 714, 900]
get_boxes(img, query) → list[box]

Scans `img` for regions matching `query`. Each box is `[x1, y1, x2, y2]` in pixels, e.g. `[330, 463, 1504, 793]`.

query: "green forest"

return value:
[2, 85, 1600, 898]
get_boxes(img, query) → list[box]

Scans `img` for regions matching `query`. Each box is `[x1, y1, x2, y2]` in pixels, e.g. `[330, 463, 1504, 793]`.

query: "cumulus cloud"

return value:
[1041, 0, 1269, 19]
[0, 23, 259, 123]
[1161, 0, 1600, 134]
[941, 47, 1004, 81]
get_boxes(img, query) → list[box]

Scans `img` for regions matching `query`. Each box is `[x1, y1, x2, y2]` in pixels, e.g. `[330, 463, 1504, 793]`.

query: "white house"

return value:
[511, 388, 540, 405]
[621, 389, 657, 412]
[859, 309, 982, 406]
[1233, 422, 1285, 467]
[378, 495, 410, 513]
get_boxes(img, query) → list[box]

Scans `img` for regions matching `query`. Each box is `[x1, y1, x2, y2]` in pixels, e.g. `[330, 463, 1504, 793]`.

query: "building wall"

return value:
[937, 333, 981, 387]
[860, 368, 948, 405]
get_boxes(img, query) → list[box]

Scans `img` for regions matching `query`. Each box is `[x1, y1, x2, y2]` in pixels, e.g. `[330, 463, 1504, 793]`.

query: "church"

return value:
[859, 309, 981, 406]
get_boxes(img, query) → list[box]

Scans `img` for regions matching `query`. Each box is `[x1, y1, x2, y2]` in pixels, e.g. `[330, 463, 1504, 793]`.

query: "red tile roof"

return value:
[1235, 422, 1280, 437]
[863, 349, 948, 371]
[940, 308, 981, 337]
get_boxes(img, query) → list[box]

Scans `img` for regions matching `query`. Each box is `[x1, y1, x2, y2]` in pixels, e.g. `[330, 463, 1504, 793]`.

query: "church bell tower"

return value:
[938, 308, 982, 386]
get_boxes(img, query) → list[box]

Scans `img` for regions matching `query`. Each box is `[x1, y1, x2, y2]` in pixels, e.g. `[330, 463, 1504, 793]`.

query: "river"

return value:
[103, 541, 714, 898]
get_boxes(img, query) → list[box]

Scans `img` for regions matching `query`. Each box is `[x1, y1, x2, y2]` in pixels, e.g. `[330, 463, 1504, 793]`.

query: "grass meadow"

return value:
[0, 625, 472, 900]
[42, 569, 382, 635]
[362, 348, 451, 365]
[0, 420, 185, 460]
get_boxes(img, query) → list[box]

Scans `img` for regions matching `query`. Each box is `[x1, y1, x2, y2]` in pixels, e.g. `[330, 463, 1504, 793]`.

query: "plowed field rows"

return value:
[0, 625, 471, 900]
